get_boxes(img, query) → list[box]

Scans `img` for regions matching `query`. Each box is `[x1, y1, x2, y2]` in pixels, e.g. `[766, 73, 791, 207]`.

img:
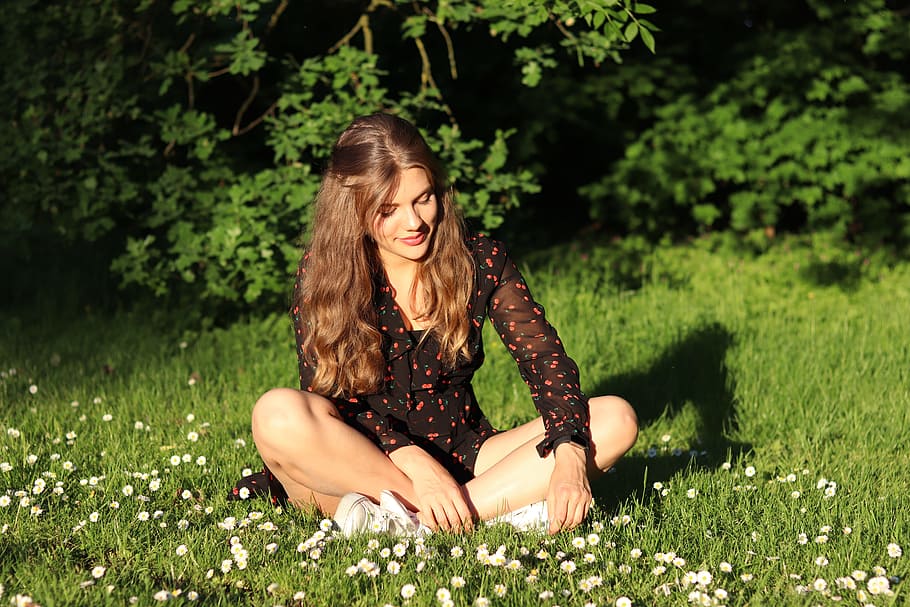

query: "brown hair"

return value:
[298, 113, 474, 397]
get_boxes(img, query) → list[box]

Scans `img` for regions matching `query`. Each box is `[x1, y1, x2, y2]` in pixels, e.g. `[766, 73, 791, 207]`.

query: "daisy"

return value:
[401, 584, 417, 599]
[867, 576, 890, 595]
[92, 566, 106, 578]
[887, 543, 902, 558]
[616, 596, 633, 607]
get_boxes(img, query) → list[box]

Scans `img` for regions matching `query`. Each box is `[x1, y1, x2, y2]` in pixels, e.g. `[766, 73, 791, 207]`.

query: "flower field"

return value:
[1, 238, 908, 606]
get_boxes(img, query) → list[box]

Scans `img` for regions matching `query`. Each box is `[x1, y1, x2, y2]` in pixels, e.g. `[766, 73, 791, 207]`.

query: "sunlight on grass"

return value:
[1, 238, 907, 606]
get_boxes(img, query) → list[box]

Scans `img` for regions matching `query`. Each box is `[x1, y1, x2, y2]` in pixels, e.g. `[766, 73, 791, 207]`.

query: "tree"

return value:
[0, 0, 656, 312]
[578, 0, 910, 251]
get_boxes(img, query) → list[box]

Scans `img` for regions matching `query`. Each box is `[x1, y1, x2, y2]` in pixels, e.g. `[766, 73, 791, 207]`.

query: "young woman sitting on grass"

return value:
[231, 113, 638, 536]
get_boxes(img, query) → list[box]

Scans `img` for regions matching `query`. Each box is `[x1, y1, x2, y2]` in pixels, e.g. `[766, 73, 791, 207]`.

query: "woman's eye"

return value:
[378, 207, 395, 217]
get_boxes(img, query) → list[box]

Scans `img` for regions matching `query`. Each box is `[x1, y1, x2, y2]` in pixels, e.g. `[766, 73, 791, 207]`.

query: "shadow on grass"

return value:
[590, 322, 752, 509]
[799, 259, 863, 291]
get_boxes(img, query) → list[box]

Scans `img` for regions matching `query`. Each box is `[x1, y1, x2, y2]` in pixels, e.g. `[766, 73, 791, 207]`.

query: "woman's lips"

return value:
[399, 232, 427, 246]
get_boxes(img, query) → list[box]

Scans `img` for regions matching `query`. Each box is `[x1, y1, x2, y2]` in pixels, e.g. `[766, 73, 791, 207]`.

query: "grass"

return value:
[1, 235, 908, 606]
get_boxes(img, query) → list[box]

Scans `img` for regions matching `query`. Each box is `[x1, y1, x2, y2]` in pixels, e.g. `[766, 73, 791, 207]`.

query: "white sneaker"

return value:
[333, 491, 430, 537]
[379, 490, 432, 538]
[485, 500, 549, 532]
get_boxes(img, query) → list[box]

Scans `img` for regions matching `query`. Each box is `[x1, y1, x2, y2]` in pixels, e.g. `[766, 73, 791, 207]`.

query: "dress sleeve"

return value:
[292, 256, 414, 454]
[485, 242, 591, 458]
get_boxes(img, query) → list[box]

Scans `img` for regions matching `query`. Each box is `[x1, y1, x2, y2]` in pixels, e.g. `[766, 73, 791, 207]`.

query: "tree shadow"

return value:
[799, 259, 863, 291]
[589, 322, 752, 508]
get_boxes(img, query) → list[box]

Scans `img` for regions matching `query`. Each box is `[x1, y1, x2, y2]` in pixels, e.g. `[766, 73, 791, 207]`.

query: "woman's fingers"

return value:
[547, 485, 592, 534]
[417, 490, 473, 532]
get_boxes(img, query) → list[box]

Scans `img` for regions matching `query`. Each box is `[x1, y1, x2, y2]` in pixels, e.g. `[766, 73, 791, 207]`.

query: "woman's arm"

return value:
[482, 238, 593, 532]
[483, 240, 592, 456]
[389, 445, 474, 532]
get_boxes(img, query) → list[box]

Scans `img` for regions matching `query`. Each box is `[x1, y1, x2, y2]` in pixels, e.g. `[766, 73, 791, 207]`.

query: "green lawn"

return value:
[1, 236, 907, 606]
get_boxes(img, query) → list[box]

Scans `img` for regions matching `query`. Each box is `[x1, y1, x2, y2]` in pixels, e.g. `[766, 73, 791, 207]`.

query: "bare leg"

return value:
[250, 388, 417, 514]
[464, 395, 638, 520]
[252, 389, 636, 525]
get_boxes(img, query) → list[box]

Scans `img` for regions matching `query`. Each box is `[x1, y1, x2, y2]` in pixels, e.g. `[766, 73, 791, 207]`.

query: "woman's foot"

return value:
[333, 490, 430, 537]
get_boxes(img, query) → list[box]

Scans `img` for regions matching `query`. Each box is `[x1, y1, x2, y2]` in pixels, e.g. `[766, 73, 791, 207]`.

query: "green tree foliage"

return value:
[0, 0, 655, 309]
[579, 1, 910, 251]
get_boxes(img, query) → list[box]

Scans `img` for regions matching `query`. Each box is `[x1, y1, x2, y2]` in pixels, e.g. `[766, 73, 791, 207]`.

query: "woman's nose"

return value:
[404, 205, 423, 229]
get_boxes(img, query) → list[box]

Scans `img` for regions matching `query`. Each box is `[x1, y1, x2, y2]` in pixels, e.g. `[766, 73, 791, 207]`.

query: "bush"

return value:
[579, 1, 910, 252]
[0, 0, 656, 311]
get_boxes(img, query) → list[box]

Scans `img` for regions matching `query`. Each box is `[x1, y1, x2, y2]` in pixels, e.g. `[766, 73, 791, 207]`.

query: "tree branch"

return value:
[328, 0, 392, 54]
[232, 75, 260, 136]
[234, 100, 278, 136]
[431, 14, 458, 79]
[265, 0, 289, 35]
[328, 17, 365, 54]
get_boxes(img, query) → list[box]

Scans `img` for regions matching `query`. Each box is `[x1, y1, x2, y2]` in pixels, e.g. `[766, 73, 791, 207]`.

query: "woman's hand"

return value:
[389, 446, 474, 532]
[547, 441, 591, 534]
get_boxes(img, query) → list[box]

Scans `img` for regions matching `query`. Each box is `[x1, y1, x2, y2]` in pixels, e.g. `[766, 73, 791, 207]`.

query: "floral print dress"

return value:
[230, 234, 590, 503]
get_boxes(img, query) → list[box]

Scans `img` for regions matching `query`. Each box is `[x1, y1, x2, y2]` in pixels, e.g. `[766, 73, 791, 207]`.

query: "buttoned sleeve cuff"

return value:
[536, 427, 591, 458]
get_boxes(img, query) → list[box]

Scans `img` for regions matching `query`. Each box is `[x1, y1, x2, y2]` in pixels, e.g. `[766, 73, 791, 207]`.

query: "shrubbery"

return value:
[1, 0, 654, 309]
[3, 1, 907, 314]
[579, 1, 910, 251]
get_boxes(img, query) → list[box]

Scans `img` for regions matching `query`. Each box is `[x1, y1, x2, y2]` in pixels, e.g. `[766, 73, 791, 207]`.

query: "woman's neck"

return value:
[383, 263, 429, 330]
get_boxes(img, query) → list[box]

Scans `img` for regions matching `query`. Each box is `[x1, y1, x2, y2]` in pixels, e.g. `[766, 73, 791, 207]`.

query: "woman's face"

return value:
[371, 167, 439, 268]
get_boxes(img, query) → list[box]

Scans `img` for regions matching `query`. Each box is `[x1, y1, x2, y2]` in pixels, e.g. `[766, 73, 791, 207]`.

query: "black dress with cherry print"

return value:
[229, 235, 591, 504]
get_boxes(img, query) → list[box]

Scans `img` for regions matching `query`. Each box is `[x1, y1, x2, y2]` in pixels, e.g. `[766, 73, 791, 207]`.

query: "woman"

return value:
[232, 113, 638, 535]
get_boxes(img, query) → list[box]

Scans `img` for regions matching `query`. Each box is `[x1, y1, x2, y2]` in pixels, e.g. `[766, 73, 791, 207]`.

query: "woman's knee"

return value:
[589, 395, 639, 457]
[251, 388, 330, 440]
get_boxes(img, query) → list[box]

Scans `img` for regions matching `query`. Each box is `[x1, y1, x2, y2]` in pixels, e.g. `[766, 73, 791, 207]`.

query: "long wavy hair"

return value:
[298, 113, 475, 397]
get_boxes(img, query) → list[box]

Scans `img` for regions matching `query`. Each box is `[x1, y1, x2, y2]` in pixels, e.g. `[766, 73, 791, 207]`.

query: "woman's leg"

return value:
[250, 388, 416, 514]
[464, 395, 638, 520]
